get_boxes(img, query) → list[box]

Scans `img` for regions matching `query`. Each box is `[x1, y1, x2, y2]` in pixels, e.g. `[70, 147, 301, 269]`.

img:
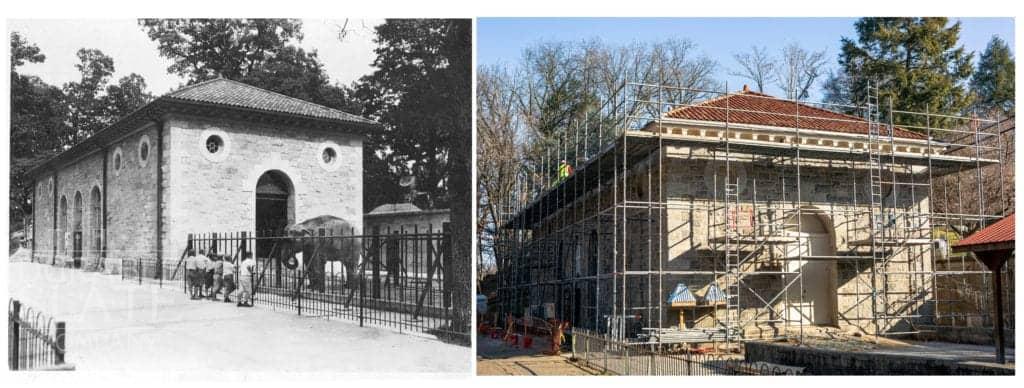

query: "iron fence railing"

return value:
[571, 329, 799, 375]
[120, 257, 185, 288]
[8, 299, 73, 371]
[184, 228, 468, 345]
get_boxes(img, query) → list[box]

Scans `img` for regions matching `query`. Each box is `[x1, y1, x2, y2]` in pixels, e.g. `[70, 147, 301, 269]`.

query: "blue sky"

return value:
[477, 17, 1015, 101]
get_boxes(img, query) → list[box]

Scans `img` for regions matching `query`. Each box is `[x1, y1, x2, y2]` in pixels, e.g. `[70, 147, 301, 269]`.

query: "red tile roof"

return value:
[166, 78, 375, 125]
[956, 213, 1015, 248]
[663, 89, 927, 140]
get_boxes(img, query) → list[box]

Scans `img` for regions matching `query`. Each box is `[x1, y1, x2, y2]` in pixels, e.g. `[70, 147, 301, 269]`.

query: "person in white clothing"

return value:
[185, 249, 204, 299]
[238, 253, 256, 307]
[221, 257, 237, 303]
[195, 250, 211, 298]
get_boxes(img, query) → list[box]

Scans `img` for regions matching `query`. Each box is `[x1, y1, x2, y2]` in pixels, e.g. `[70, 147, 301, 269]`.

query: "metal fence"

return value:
[571, 329, 799, 375]
[120, 257, 185, 288]
[8, 299, 72, 371]
[184, 228, 468, 344]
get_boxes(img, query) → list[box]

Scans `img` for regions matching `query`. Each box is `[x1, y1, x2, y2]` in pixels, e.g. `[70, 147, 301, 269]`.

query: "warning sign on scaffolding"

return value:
[726, 205, 754, 234]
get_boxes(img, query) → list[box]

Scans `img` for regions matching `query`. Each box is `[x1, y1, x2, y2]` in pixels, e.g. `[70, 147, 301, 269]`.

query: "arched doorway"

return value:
[785, 211, 838, 326]
[255, 170, 294, 258]
[72, 191, 83, 268]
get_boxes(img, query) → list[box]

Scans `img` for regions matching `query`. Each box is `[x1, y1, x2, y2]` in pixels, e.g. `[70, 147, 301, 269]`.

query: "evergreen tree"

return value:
[834, 18, 974, 128]
[971, 35, 1014, 114]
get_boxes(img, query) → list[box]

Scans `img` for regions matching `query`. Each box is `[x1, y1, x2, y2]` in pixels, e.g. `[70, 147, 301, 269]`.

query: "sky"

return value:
[7, 19, 385, 95]
[477, 17, 1015, 101]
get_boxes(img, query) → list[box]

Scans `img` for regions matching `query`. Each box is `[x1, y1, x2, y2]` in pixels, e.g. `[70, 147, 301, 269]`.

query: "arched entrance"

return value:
[255, 170, 294, 258]
[785, 211, 838, 326]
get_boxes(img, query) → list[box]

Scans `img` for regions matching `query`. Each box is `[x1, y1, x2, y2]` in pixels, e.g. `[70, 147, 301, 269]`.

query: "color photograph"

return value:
[476, 17, 1015, 375]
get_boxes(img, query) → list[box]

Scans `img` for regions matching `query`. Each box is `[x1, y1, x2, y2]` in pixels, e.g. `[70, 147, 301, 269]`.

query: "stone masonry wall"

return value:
[162, 114, 364, 265]
[51, 152, 106, 267]
[523, 143, 932, 337]
[103, 124, 161, 271]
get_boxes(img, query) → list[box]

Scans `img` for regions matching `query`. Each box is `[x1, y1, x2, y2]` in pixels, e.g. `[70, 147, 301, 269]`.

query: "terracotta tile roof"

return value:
[956, 213, 1015, 248]
[165, 78, 376, 125]
[663, 89, 927, 140]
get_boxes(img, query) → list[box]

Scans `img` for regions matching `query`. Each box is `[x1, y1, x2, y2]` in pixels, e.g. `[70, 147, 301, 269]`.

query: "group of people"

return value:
[184, 249, 257, 307]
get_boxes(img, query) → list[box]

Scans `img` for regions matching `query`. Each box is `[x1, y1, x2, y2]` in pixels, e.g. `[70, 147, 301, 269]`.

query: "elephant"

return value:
[277, 215, 363, 293]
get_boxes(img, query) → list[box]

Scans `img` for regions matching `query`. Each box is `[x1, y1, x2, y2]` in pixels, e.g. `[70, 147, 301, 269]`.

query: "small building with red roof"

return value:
[499, 84, 1005, 343]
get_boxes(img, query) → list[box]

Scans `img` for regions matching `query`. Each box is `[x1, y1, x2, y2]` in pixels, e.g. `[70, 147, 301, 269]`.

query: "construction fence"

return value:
[571, 328, 800, 375]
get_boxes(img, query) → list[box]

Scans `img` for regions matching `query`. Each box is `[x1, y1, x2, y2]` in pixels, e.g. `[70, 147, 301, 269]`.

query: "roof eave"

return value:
[658, 117, 930, 143]
[25, 98, 382, 178]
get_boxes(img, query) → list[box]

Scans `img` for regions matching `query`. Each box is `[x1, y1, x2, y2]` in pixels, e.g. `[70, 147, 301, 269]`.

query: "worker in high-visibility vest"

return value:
[557, 159, 573, 183]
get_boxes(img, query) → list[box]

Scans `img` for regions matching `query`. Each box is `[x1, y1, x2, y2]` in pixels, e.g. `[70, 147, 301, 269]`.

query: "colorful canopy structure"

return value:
[667, 283, 696, 307]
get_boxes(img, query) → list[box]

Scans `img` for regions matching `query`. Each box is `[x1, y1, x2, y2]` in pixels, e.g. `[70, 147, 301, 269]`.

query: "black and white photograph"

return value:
[7, 17, 472, 374]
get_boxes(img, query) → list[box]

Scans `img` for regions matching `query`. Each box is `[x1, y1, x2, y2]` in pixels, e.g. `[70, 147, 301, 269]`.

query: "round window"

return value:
[322, 147, 337, 164]
[138, 134, 152, 167]
[198, 129, 230, 162]
[317, 142, 342, 171]
[114, 153, 122, 171]
[206, 135, 224, 154]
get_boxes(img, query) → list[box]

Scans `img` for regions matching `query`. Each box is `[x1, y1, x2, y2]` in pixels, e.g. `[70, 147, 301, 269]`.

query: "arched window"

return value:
[588, 230, 598, 276]
[73, 192, 83, 234]
[58, 196, 68, 254]
[90, 186, 102, 255]
[73, 192, 83, 257]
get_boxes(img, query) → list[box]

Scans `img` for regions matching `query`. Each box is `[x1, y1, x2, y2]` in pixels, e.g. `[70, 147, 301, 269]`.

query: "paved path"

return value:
[9, 262, 469, 374]
[869, 340, 1015, 364]
[476, 334, 596, 375]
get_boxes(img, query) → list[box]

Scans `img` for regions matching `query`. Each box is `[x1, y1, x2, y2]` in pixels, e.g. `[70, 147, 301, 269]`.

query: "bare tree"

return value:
[475, 39, 721, 297]
[476, 65, 526, 281]
[731, 45, 776, 93]
[776, 43, 827, 100]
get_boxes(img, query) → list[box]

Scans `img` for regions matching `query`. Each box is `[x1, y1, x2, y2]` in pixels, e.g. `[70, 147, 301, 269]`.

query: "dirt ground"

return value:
[476, 332, 599, 375]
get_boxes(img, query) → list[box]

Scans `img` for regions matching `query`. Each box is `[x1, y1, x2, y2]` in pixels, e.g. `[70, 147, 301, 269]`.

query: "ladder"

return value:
[865, 84, 892, 334]
[723, 181, 742, 340]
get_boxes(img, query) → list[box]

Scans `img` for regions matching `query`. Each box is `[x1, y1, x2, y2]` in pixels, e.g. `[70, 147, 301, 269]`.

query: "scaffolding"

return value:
[492, 81, 1012, 346]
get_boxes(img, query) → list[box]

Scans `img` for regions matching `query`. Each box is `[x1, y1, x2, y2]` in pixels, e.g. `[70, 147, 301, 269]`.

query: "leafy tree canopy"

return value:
[357, 19, 472, 211]
[10, 33, 153, 228]
[138, 18, 359, 113]
[10, 32, 68, 227]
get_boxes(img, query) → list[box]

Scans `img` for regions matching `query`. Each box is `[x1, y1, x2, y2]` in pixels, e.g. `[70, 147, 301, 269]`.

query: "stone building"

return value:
[496, 86, 1003, 341]
[28, 78, 378, 272]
